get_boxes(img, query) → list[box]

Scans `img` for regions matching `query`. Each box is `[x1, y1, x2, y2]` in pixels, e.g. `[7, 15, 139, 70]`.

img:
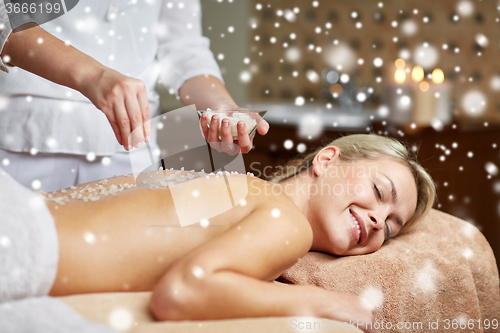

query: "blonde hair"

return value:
[269, 134, 436, 233]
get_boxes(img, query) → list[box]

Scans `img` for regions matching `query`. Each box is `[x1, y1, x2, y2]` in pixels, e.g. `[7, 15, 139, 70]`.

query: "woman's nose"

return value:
[369, 215, 383, 231]
[369, 205, 390, 230]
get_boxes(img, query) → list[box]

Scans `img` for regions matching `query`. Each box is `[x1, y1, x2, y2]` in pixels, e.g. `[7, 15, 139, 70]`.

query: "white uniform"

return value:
[0, 0, 223, 191]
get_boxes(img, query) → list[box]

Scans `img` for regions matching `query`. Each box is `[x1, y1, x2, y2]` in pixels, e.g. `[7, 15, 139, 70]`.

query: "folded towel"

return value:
[0, 168, 58, 302]
[281, 209, 500, 332]
[0, 168, 116, 332]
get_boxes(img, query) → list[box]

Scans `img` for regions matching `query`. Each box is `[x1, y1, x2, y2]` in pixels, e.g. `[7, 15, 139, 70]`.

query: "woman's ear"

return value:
[312, 146, 339, 177]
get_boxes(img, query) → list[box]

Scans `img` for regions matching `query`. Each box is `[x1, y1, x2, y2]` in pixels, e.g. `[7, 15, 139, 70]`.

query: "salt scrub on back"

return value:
[205, 111, 257, 138]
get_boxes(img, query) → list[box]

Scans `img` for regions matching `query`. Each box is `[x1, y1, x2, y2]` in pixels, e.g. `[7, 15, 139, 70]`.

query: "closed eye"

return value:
[385, 221, 392, 239]
[374, 184, 382, 200]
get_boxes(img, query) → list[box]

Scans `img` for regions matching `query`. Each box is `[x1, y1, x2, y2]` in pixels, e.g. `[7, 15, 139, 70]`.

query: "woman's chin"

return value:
[326, 236, 352, 256]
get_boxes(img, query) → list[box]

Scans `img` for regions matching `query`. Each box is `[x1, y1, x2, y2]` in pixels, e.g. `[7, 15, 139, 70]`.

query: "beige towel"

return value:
[280, 209, 500, 332]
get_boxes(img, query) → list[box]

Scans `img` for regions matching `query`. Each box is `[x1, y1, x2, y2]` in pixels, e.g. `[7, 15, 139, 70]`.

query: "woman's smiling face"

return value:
[306, 146, 418, 256]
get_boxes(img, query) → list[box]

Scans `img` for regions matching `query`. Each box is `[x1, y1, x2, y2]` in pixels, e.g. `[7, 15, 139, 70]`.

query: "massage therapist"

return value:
[0, 0, 268, 192]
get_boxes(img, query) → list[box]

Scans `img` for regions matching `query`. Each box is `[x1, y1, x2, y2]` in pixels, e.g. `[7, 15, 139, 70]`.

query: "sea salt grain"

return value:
[43, 167, 234, 203]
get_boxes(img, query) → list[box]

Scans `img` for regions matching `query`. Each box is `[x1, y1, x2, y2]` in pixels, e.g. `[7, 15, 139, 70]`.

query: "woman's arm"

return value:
[149, 199, 374, 331]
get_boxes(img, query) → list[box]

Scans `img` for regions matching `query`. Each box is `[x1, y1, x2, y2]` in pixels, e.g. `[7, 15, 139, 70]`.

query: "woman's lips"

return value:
[350, 209, 367, 244]
[349, 209, 360, 243]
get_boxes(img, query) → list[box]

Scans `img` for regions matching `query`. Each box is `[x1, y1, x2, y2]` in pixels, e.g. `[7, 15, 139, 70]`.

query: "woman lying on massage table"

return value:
[41, 134, 435, 332]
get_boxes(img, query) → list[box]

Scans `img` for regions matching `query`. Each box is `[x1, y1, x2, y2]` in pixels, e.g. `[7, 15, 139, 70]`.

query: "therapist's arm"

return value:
[156, 0, 268, 154]
[0, 24, 149, 151]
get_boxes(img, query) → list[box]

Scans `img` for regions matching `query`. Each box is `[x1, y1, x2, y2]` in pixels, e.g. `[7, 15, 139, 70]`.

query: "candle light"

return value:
[385, 63, 451, 126]
[395, 69, 406, 83]
[411, 66, 424, 82]
[431, 68, 445, 84]
[413, 69, 452, 126]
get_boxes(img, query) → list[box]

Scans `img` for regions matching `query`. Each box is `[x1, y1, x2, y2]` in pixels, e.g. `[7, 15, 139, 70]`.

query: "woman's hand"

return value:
[79, 67, 151, 151]
[310, 288, 375, 333]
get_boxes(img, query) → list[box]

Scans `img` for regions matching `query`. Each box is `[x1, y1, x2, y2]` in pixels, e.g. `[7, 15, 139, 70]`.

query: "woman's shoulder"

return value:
[243, 175, 293, 202]
[243, 176, 311, 226]
[240, 175, 314, 260]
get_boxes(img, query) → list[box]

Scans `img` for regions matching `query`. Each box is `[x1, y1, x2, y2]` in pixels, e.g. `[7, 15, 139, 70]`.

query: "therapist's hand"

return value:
[199, 106, 270, 155]
[80, 67, 151, 151]
[179, 75, 270, 154]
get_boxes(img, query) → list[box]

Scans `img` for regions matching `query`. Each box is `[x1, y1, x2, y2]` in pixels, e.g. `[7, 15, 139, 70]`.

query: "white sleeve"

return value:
[0, 0, 38, 73]
[0, 0, 12, 73]
[156, 0, 223, 95]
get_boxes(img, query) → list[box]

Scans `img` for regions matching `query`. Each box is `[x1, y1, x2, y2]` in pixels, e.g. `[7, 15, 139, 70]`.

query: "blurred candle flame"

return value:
[411, 66, 424, 82]
[395, 58, 405, 69]
[395, 69, 406, 83]
[431, 68, 445, 84]
[419, 81, 430, 92]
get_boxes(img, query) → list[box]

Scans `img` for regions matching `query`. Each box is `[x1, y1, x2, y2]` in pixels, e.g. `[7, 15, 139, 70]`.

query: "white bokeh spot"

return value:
[86, 152, 96, 162]
[461, 90, 487, 116]
[31, 180, 41, 190]
[360, 286, 384, 311]
[108, 308, 134, 332]
[84, 231, 97, 245]
[200, 218, 209, 228]
[413, 43, 439, 69]
[102, 157, 111, 166]
[0, 235, 11, 248]
[298, 113, 323, 138]
[192, 265, 205, 279]
[415, 261, 440, 293]
[485, 162, 498, 176]
[295, 96, 305, 106]
[462, 248, 474, 259]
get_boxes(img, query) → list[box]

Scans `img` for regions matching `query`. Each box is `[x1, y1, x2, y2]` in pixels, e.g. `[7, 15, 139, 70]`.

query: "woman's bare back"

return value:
[43, 170, 304, 296]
